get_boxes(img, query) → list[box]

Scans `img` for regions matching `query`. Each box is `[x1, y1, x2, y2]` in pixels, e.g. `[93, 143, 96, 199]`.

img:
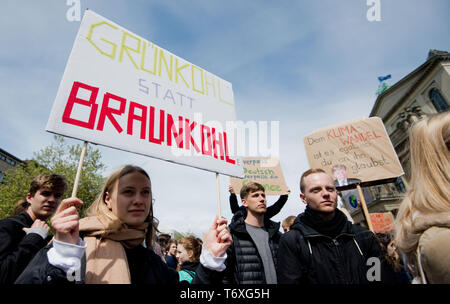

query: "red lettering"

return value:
[185, 119, 200, 153]
[223, 132, 236, 165]
[149, 106, 164, 145]
[211, 128, 225, 160]
[127, 102, 147, 139]
[166, 114, 183, 148]
[62, 81, 99, 129]
[201, 125, 212, 156]
[96, 93, 126, 133]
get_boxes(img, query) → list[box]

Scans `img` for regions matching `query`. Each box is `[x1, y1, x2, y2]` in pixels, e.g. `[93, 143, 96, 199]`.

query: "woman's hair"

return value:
[13, 174, 68, 216]
[178, 235, 202, 263]
[282, 215, 296, 230]
[85, 165, 157, 248]
[395, 112, 450, 276]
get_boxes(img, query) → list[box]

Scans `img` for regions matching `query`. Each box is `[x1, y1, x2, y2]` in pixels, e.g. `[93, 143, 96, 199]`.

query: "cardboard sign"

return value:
[229, 157, 289, 195]
[303, 117, 404, 185]
[369, 212, 395, 233]
[46, 10, 243, 177]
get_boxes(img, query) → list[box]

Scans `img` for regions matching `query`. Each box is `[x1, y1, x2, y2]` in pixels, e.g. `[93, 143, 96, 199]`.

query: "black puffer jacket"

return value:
[223, 211, 281, 284]
[277, 213, 387, 284]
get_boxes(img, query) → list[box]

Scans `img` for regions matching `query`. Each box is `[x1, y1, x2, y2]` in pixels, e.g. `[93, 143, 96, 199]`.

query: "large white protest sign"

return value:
[46, 10, 243, 177]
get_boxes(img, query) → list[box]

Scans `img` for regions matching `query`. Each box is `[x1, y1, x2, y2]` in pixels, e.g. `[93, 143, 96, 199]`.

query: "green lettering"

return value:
[140, 42, 157, 75]
[119, 31, 141, 69]
[191, 65, 205, 94]
[158, 49, 173, 81]
[175, 58, 190, 88]
[86, 21, 118, 59]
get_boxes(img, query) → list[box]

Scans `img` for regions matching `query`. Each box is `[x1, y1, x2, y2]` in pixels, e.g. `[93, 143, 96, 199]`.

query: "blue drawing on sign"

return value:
[349, 195, 358, 208]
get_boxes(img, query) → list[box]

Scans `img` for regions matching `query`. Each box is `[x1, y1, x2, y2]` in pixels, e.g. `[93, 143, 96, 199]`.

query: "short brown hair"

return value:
[299, 168, 326, 193]
[240, 182, 265, 199]
[29, 174, 68, 197]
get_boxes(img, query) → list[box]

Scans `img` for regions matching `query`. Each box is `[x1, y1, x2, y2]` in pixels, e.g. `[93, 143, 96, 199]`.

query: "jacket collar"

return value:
[229, 209, 280, 238]
[290, 213, 354, 238]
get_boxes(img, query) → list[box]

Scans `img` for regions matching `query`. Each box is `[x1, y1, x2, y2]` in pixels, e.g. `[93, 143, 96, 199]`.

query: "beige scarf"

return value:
[79, 215, 149, 284]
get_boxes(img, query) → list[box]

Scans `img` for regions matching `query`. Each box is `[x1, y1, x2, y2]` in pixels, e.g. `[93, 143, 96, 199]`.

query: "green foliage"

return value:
[0, 135, 106, 219]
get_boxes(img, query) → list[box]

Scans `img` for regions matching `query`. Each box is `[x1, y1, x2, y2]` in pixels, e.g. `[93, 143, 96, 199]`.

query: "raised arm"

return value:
[266, 189, 290, 218]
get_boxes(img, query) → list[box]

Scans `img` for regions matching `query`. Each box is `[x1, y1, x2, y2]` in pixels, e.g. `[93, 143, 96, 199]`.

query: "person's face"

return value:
[300, 173, 338, 214]
[387, 240, 399, 259]
[242, 190, 267, 214]
[332, 167, 347, 182]
[27, 187, 64, 220]
[105, 171, 152, 227]
[283, 225, 290, 233]
[176, 244, 191, 264]
[168, 243, 177, 256]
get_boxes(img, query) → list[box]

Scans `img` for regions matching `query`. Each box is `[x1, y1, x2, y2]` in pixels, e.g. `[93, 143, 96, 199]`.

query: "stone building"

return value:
[349, 49, 449, 226]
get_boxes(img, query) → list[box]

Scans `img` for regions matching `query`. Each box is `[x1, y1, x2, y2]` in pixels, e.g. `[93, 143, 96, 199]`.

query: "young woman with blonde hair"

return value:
[16, 165, 232, 284]
[395, 112, 450, 283]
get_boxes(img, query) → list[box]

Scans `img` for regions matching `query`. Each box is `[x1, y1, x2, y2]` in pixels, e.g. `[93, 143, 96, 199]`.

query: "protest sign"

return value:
[369, 212, 395, 233]
[46, 10, 243, 177]
[230, 157, 288, 195]
[303, 117, 404, 186]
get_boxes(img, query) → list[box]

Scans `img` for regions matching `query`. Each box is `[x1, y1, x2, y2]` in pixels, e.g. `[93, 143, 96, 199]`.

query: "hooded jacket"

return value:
[277, 210, 386, 284]
[223, 210, 281, 284]
[413, 212, 450, 283]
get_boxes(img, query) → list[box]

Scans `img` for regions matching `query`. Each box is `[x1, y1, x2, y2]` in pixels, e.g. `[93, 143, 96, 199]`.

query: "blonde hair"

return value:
[85, 165, 157, 248]
[395, 112, 450, 276]
[282, 215, 296, 230]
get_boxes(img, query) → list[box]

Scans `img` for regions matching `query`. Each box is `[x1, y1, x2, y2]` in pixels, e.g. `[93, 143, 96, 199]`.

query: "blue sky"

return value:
[1, 0, 450, 236]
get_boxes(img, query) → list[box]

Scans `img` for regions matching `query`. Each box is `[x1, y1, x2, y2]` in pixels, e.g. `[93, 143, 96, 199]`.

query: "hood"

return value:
[412, 212, 450, 234]
[289, 212, 354, 238]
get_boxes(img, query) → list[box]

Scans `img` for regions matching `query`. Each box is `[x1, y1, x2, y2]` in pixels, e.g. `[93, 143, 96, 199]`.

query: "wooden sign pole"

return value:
[356, 184, 374, 232]
[216, 172, 222, 218]
[71, 141, 88, 198]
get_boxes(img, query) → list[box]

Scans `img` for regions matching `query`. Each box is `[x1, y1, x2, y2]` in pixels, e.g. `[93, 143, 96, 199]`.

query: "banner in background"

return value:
[230, 157, 288, 196]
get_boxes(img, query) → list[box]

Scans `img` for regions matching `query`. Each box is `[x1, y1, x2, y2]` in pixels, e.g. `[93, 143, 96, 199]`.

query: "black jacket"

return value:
[0, 212, 49, 283]
[277, 213, 387, 284]
[14, 241, 220, 284]
[223, 211, 281, 284]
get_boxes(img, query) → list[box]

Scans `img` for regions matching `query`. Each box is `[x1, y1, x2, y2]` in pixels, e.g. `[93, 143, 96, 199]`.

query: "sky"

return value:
[1, 0, 450, 236]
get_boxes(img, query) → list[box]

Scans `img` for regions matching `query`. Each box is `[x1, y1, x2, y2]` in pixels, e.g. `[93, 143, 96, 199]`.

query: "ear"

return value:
[26, 193, 32, 203]
[241, 198, 248, 208]
[187, 250, 194, 259]
[105, 192, 113, 210]
[300, 193, 307, 205]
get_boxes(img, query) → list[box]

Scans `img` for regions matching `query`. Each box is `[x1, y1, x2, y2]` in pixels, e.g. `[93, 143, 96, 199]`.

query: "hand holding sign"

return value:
[203, 215, 232, 258]
[50, 197, 83, 245]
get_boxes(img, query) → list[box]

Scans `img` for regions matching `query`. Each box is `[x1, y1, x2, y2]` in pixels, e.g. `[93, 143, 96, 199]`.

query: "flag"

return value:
[378, 74, 391, 82]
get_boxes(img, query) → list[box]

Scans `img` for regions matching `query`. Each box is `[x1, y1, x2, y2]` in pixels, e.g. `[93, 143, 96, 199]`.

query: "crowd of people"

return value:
[0, 112, 448, 284]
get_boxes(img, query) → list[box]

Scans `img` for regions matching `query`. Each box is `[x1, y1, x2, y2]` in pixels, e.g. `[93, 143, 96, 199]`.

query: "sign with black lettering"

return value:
[303, 117, 404, 185]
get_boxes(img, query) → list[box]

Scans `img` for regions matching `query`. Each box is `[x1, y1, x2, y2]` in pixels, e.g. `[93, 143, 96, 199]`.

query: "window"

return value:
[0, 172, 3, 183]
[429, 88, 449, 112]
[0, 154, 5, 161]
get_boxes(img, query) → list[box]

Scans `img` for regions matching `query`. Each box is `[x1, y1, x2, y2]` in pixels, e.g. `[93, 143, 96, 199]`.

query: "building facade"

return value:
[0, 148, 23, 183]
[349, 50, 450, 226]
